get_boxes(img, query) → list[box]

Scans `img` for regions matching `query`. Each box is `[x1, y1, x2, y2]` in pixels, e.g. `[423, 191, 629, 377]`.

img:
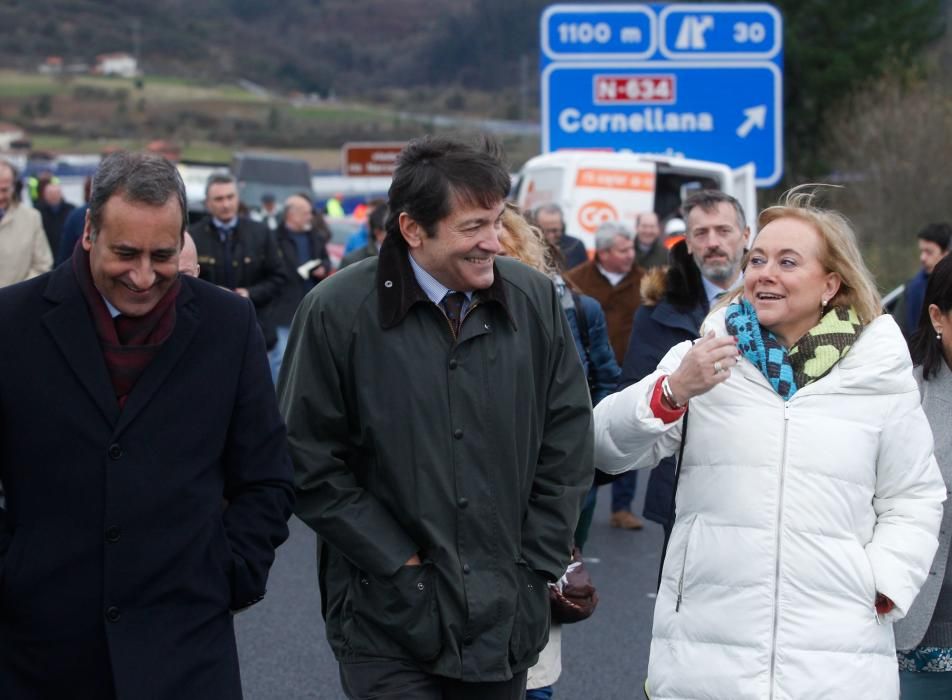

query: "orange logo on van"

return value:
[577, 201, 619, 233]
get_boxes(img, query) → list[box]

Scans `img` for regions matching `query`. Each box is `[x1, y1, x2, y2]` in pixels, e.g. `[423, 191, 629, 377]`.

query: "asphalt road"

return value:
[236, 482, 662, 700]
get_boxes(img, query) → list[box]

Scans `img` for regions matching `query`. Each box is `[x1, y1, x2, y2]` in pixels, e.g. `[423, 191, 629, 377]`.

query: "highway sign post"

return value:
[541, 3, 783, 186]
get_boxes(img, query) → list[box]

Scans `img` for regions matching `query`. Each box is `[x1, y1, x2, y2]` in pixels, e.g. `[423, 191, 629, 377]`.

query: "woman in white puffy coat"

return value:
[594, 190, 946, 700]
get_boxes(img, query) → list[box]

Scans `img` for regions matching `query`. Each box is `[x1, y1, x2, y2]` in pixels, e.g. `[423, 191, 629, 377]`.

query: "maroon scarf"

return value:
[72, 242, 181, 408]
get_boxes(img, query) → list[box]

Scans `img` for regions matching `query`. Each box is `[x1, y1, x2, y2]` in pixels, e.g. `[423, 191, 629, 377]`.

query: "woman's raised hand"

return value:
[666, 331, 740, 405]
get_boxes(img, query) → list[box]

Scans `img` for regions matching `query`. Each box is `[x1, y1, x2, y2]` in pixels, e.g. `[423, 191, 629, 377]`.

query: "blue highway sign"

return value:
[541, 3, 784, 186]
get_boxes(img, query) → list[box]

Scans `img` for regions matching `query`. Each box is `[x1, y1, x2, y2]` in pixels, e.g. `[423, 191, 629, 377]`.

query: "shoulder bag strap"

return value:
[656, 407, 688, 591]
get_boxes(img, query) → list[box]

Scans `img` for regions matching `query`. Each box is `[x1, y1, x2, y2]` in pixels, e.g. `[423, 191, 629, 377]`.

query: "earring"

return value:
[821, 298, 828, 308]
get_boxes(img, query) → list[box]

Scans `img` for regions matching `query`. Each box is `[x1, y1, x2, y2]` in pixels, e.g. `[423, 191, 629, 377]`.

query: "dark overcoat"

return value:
[189, 216, 287, 348]
[0, 263, 294, 699]
[278, 239, 594, 683]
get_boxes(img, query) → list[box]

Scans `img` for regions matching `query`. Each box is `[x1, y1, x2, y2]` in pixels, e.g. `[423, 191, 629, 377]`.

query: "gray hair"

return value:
[593, 221, 633, 251]
[681, 189, 747, 233]
[533, 202, 564, 221]
[205, 172, 236, 197]
[88, 151, 187, 241]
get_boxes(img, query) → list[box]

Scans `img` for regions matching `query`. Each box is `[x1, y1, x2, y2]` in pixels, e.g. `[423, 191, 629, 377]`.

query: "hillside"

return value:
[0, 0, 548, 98]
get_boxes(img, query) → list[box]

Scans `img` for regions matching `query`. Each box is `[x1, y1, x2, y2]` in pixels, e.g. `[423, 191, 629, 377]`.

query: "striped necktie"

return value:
[441, 291, 466, 337]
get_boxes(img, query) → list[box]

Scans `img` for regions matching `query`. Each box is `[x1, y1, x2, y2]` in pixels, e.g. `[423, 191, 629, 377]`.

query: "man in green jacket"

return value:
[278, 136, 593, 700]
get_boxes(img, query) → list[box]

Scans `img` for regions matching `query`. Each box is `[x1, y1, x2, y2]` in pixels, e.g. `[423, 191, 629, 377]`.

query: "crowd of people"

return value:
[0, 137, 950, 700]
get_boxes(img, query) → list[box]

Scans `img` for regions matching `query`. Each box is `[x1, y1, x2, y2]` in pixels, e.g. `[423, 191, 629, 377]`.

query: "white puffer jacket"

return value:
[595, 309, 945, 700]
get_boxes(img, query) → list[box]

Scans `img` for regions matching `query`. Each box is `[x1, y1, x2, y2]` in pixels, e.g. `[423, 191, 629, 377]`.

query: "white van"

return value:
[514, 150, 757, 248]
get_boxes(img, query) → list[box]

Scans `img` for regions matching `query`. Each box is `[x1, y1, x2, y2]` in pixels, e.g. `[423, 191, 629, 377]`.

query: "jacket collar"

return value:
[652, 299, 707, 336]
[375, 234, 513, 330]
[42, 262, 199, 433]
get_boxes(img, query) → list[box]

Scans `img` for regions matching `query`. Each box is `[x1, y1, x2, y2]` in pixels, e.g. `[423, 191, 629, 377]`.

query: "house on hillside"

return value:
[94, 53, 139, 78]
[38, 56, 63, 74]
[0, 123, 28, 151]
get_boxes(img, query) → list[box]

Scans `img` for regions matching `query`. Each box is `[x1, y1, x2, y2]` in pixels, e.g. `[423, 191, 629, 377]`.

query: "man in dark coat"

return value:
[896, 222, 951, 338]
[278, 137, 593, 700]
[189, 173, 286, 349]
[566, 220, 644, 531]
[0, 152, 294, 699]
[534, 202, 588, 270]
[633, 211, 668, 270]
[267, 193, 331, 380]
[36, 181, 75, 259]
[620, 189, 748, 536]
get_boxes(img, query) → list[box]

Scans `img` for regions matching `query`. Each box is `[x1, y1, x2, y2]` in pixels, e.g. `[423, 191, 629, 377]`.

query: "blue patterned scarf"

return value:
[725, 299, 864, 401]
[725, 298, 797, 399]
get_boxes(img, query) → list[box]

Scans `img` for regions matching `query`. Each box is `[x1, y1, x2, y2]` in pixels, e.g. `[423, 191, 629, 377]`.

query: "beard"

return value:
[694, 248, 742, 284]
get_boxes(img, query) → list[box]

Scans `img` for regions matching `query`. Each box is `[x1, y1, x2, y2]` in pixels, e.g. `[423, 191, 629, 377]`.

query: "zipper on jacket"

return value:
[768, 401, 791, 700]
[676, 515, 698, 612]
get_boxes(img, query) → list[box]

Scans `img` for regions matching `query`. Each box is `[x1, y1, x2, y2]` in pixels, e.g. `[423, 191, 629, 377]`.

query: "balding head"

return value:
[635, 211, 660, 247]
[284, 195, 313, 232]
[178, 232, 200, 277]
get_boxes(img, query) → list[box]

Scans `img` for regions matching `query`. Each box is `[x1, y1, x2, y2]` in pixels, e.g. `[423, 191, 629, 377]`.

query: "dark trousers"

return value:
[339, 659, 528, 700]
[611, 469, 638, 512]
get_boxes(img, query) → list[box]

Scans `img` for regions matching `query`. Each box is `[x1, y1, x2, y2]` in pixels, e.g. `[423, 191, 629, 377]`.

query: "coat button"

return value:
[105, 526, 121, 543]
[449, 359, 458, 370]
[463, 636, 474, 646]
[453, 429, 463, 440]
[463, 564, 471, 574]
[108, 444, 123, 460]
[416, 582, 425, 591]
[105, 606, 121, 623]
[457, 497, 469, 509]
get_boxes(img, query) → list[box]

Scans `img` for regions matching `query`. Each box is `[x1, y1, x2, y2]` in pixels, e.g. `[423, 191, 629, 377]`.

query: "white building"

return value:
[95, 53, 139, 78]
[0, 123, 26, 151]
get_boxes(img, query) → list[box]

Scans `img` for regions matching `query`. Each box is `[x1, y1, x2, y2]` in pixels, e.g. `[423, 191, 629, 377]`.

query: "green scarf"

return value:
[788, 306, 863, 390]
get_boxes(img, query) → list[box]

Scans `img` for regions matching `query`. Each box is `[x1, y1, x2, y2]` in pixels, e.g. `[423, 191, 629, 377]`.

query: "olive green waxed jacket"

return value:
[278, 236, 594, 682]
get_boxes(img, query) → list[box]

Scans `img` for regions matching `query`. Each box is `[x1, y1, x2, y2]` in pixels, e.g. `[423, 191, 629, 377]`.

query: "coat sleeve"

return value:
[594, 340, 693, 475]
[867, 390, 946, 621]
[220, 300, 295, 609]
[277, 292, 419, 578]
[520, 289, 595, 581]
[29, 209, 53, 279]
[583, 296, 621, 406]
[620, 309, 669, 389]
[246, 228, 288, 305]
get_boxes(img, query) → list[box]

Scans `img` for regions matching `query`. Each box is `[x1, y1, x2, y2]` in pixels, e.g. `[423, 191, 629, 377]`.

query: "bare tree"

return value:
[825, 71, 952, 290]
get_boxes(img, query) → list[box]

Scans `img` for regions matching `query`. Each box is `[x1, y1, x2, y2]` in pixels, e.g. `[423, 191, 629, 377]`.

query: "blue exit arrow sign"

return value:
[540, 3, 784, 187]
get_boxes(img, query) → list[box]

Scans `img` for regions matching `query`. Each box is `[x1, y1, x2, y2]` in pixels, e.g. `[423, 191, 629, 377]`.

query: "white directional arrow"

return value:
[736, 105, 767, 138]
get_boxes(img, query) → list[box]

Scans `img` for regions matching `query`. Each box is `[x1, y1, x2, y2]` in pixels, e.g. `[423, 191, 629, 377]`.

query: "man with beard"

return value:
[620, 189, 749, 539]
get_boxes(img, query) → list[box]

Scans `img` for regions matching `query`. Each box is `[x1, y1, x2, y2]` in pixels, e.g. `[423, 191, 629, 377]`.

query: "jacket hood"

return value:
[704, 306, 915, 397]
[640, 267, 668, 306]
